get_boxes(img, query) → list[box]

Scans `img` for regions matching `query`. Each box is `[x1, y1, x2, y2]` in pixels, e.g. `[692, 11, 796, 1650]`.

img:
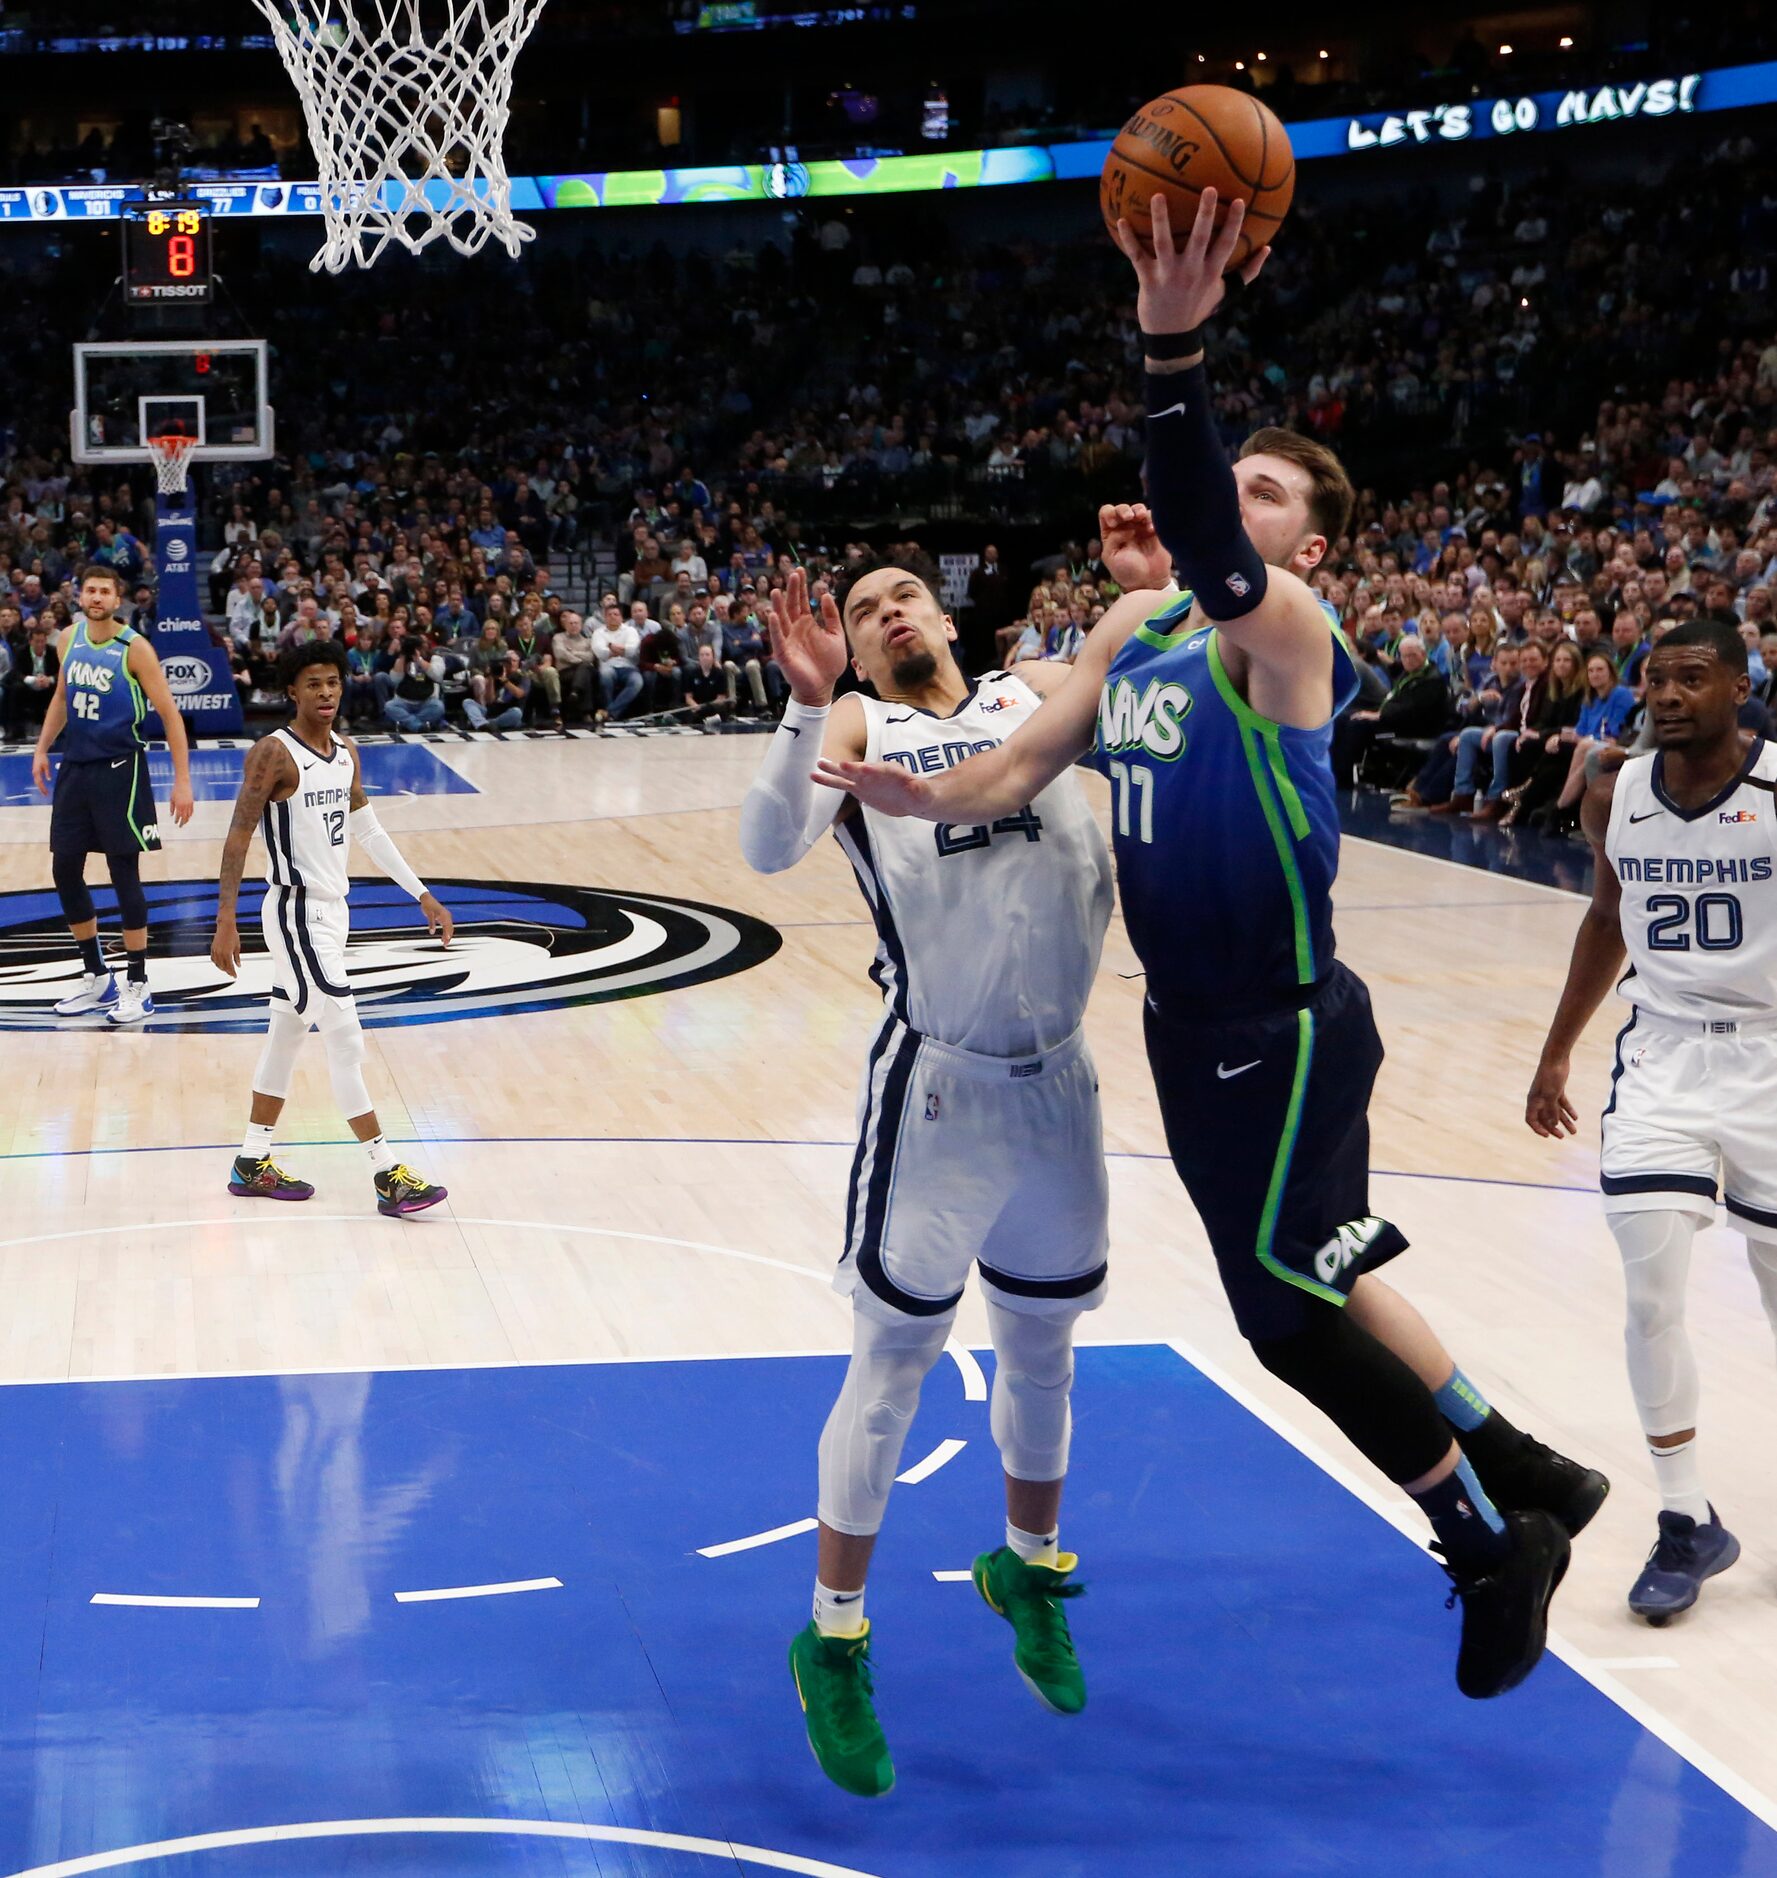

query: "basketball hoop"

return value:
[249, 0, 548, 273]
[146, 433, 199, 496]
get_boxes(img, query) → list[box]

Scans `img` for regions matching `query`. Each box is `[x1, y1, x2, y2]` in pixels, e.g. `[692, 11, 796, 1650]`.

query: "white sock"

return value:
[1007, 1521, 1060, 1566]
[363, 1134, 396, 1174]
[813, 1579, 866, 1638]
[1649, 1437, 1711, 1523]
[240, 1121, 275, 1162]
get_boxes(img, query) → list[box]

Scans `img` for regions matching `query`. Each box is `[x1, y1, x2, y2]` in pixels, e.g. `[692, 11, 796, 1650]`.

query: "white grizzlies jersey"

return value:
[834, 671, 1113, 1057]
[1607, 738, 1777, 1022]
[262, 727, 355, 904]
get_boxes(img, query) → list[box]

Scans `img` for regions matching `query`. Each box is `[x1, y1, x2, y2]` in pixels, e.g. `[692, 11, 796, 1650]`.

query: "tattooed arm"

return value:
[210, 736, 298, 977]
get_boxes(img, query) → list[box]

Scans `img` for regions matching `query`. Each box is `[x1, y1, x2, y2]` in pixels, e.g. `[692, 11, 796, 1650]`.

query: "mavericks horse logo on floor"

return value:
[0, 878, 782, 1033]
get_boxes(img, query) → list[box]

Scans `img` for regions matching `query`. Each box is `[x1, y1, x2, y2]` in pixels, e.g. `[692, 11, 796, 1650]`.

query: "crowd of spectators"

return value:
[0, 133, 1774, 777]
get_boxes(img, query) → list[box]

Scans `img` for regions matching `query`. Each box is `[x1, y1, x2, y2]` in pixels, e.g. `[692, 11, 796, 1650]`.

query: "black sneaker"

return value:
[1439, 1509, 1571, 1700]
[1468, 1427, 1610, 1539]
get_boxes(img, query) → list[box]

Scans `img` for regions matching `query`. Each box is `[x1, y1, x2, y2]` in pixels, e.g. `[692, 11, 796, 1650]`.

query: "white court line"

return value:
[932, 1569, 973, 1582]
[90, 1594, 259, 1610]
[1164, 1336, 1777, 1836]
[0, 1816, 883, 1878]
[0, 1214, 982, 1401]
[393, 1576, 561, 1604]
[698, 1518, 818, 1559]
[896, 1437, 967, 1486]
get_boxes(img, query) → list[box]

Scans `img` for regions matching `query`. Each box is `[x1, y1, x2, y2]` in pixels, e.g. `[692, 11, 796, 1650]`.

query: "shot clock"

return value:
[122, 200, 214, 306]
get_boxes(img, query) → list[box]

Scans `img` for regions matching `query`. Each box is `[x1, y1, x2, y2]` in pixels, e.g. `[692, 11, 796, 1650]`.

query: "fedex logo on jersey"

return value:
[883, 736, 1000, 774]
[1097, 677, 1193, 761]
[1616, 855, 1774, 883]
[1720, 808, 1758, 824]
[978, 694, 1016, 714]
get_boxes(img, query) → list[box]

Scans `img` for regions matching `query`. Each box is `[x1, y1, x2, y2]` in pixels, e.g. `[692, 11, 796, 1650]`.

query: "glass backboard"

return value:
[71, 339, 273, 463]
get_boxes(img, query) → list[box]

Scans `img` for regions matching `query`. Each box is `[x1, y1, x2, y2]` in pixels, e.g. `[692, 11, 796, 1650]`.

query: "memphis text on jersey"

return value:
[882, 734, 1001, 774]
[1615, 855, 1773, 883]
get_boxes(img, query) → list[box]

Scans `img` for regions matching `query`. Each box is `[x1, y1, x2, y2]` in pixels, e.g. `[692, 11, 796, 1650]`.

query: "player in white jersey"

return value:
[741, 557, 1112, 1796]
[1530, 620, 1777, 1620]
[208, 640, 453, 1218]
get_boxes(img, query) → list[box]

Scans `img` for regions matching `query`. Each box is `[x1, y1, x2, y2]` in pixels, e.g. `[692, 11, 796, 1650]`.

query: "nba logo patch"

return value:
[924, 1092, 941, 1121]
[1225, 572, 1251, 597]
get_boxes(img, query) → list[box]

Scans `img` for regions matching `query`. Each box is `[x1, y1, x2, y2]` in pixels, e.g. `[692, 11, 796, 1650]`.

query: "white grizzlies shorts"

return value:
[836, 1014, 1110, 1320]
[260, 886, 355, 1020]
[1601, 1006, 1777, 1243]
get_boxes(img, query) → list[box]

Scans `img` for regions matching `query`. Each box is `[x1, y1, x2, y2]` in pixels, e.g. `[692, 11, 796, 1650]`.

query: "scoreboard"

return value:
[121, 200, 214, 305]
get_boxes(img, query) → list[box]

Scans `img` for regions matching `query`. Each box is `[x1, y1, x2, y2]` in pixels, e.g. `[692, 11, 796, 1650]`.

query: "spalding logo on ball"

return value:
[1101, 86, 1295, 261]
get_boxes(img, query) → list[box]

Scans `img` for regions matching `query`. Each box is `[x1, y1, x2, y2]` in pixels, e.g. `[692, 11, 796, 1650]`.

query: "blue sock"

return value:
[1412, 1453, 1509, 1569]
[1434, 1365, 1492, 1433]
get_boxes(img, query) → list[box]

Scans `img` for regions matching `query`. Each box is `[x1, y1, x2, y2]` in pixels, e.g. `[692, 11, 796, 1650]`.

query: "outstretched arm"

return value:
[346, 740, 452, 942]
[813, 583, 1160, 825]
[211, 736, 296, 976]
[1525, 772, 1627, 1137]
[1115, 191, 1333, 717]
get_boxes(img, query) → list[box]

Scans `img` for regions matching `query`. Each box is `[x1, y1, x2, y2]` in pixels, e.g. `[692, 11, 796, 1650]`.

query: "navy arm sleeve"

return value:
[1143, 364, 1269, 621]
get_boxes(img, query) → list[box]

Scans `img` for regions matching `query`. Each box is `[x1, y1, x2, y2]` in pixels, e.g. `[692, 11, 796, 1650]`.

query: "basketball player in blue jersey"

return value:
[819, 188, 1608, 1700]
[209, 640, 451, 1218]
[1529, 621, 1777, 1623]
[32, 565, 194, 1025]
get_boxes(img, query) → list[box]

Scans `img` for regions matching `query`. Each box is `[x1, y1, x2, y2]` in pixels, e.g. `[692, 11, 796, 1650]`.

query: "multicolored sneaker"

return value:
[54, 971, 117, 1016]
[107, 980, 154, 1025]
[972, 1546, 1087, 1715]
[788, 1622, 894, 1798]
[227, 1155, 316, 1201]
[374, 1163, 447, 1217]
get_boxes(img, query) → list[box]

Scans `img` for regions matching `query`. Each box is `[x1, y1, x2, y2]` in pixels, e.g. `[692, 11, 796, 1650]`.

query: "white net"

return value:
[146, 434, 199, 496]
[249, 0, 549, 273]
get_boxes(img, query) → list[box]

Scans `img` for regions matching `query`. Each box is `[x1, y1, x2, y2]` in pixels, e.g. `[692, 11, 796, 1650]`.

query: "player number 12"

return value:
[1107, 760, 1154, 844]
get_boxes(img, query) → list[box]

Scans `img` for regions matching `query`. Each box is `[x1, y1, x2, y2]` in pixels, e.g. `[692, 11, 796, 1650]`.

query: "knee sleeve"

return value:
[816, 1304, 954, 1537]
[52, 850, 95, 926]
[251, 1002, 310, 1101]
[987, 1298, 1079, 1483]
[106, 851, 148, 929]
[1252, 1305, 1451, 1486]
[1609, 1209, 1698, 1438]
[316, 997, 372, 1118]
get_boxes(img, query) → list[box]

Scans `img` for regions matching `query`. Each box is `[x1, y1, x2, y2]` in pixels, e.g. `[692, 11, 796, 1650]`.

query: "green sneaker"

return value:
[788, 1621, 895, 1797]
[972, 1546, 1087, 1715]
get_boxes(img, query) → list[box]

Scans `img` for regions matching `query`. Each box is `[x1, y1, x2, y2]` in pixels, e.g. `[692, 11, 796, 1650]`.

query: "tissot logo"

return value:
[0, 878, 781, 1033]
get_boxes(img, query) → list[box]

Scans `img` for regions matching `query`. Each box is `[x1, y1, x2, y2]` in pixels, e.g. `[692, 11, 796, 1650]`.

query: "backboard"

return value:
[71, 339, 273, 464]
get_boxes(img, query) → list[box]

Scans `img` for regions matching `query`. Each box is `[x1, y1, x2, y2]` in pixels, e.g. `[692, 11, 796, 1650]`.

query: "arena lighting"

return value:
[1319, 49, 1329, 58]
[1256, 51, 1266, 61]
[1500, 43, 1514, 55]
[1560, 36, 1574, 49]
[0, 56, 1768, 222]
[1234, 60, 1245, 70]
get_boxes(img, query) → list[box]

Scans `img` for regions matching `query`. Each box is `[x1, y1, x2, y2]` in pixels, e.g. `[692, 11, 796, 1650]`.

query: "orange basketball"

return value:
[1101, 85, 1295, 265]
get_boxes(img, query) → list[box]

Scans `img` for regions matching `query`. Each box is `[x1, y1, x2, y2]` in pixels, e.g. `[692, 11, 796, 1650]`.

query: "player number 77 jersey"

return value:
[261, 727, 355, 904]
[1605, 737, 1777, 1022]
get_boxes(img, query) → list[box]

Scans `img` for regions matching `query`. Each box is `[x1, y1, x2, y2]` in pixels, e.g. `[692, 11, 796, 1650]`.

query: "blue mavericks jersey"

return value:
[1090, 592, 1359, 1018]
[60, 617, 147, 761]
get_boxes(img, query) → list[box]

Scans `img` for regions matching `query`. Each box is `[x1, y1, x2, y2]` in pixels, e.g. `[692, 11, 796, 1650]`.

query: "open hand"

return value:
[1525, 1055, 1578, 1137]
[1113, 187, 1271, 339]
[420, 892, 454, 945]
[768, 566, 848, 706]
[813, 755, 935, 820]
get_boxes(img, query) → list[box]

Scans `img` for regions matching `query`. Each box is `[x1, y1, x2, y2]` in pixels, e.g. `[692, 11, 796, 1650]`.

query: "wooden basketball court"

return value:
[2, 735, 1775, 1866]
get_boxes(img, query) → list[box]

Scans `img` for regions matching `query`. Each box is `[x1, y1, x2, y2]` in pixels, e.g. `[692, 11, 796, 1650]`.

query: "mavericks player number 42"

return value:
[209, 640, 451, 1218]
[34, 564, 195, 1025]
[1530, 620, 1777, 1623]
[742, 561, 1111, 1798]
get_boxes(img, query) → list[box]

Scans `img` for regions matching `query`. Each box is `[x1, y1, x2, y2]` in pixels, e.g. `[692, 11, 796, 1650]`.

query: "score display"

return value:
[122, 201, 213, 305]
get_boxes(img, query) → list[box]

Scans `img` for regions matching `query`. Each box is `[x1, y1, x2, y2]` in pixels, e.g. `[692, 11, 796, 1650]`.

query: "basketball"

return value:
[1100, 86, 1295, 264]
